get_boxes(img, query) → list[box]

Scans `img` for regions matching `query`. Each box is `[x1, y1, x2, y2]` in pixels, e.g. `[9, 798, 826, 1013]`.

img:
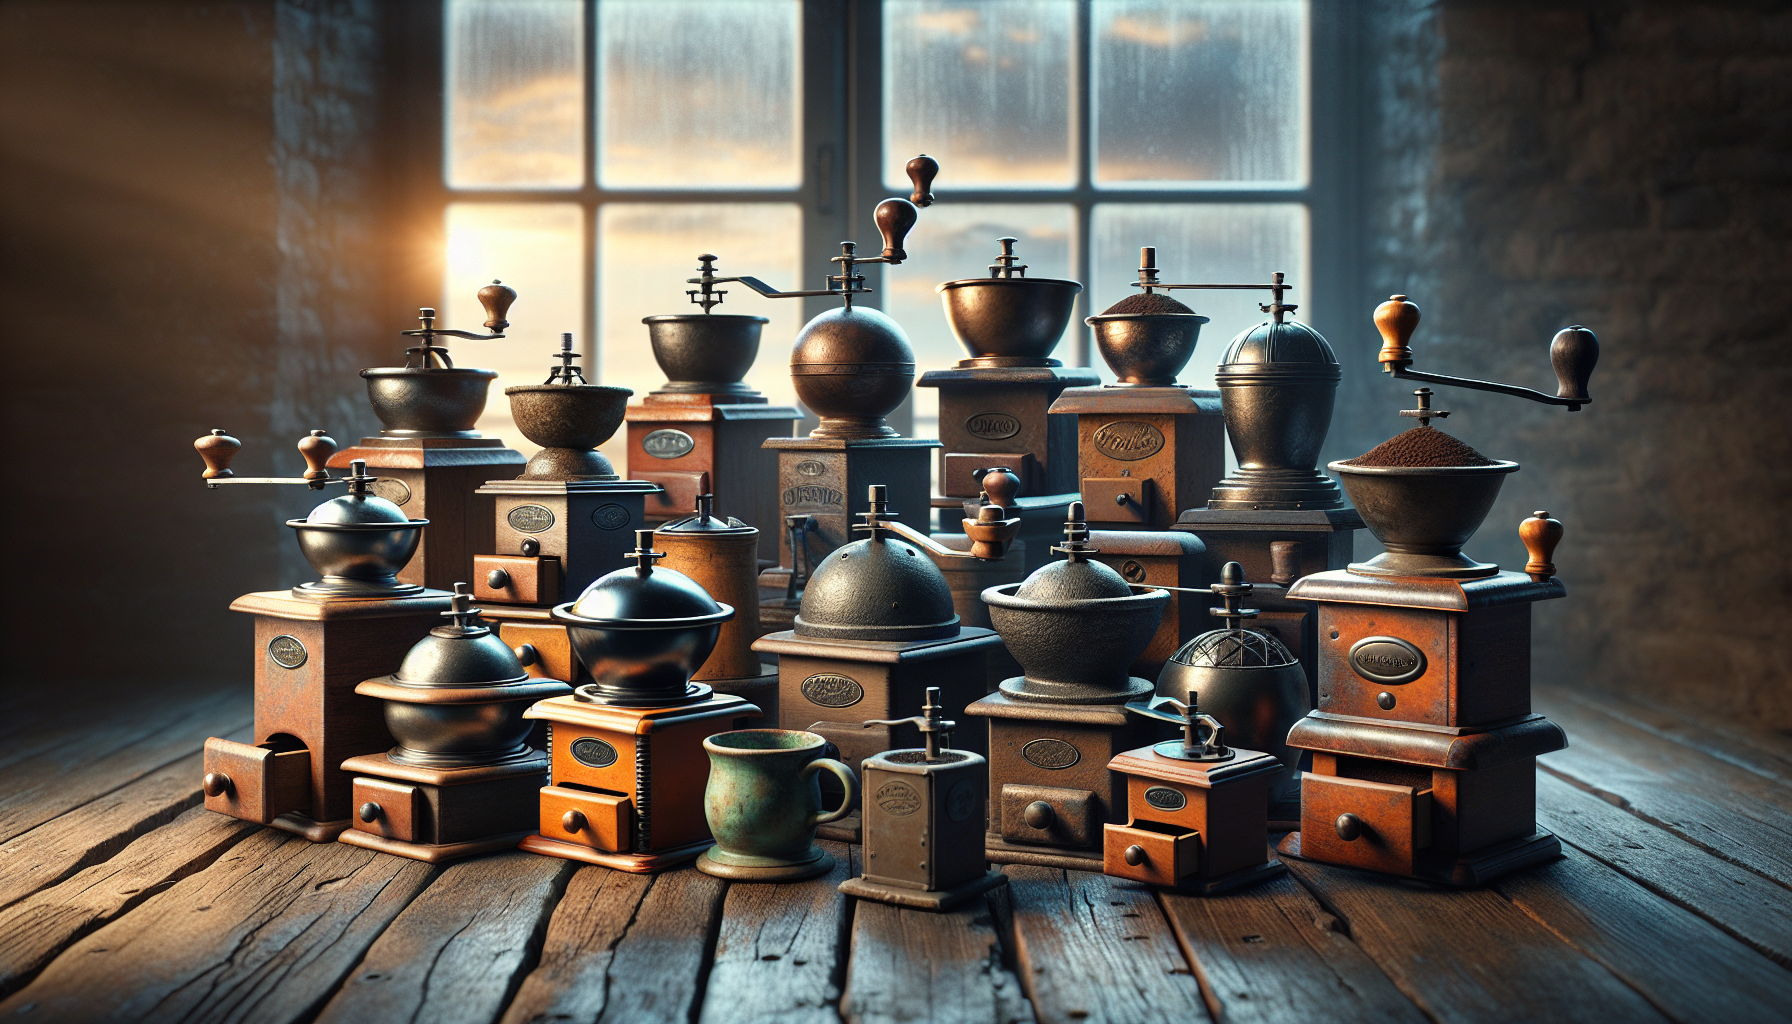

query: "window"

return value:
[426, 0, 1347, 462]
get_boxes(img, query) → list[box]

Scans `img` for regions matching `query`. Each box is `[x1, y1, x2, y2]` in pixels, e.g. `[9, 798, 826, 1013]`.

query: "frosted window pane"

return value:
[1094, 1, 1306, 186]
[446, 0, 584, 189]
[599, 1, 801, 189]
[445, 203, 586, 452]
[884, 1, 1075, 188]
[597, 204, 802, 464]
[884, 204, 1076, 444]
[1091, 204, 1306, 388]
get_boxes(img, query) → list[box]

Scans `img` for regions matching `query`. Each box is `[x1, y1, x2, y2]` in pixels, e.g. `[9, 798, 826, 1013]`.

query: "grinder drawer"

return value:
[497, 621, 578, 684]
[351, 777, 423, 843]
[1080, 477, 1154, 524]
[1000, 784, 1098, 849]
[1104, 820, 1202, 887]
[540, 785, 634, 853]
[203, 737, 310, 825]
[474, 554, 561, 606]
[1300, 773, 1433, 875]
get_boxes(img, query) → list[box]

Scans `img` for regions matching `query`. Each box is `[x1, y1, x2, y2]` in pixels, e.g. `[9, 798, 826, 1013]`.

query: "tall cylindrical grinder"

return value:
[654, 494, 776, 721]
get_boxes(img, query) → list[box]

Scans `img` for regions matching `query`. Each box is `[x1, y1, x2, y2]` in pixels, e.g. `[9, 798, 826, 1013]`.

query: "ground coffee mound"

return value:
[1102, 291, 1194, 316]
[1343, 426, 1498, 467]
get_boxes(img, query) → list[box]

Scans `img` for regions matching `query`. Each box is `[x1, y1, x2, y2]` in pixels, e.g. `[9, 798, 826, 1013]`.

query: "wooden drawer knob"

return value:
[359, 802, 382, 823]
[1335, 813, 1363, 842]
[562, 810, 587, 834]
[202, 772, 232, 798]
[513, 643, 539, 667]
[487, 568, 511, 589]
[1124, 844, 1146, 866]
[1023, 801, 1055, 830]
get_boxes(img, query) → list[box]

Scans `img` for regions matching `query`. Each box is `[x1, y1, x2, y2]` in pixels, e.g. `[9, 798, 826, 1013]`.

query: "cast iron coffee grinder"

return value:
[470, 335, 661, 686]
[1277, 295, 1598, 884]
[1135, 562, 1309, 822]
[966, 502, 1173, 869]
[1103, 696, 1285, 894]
[338, 584, 571, 862]
[654, 493, 777, 723]
[840, 687, 1007, 911]
[626, 264, 800, 554]
[754, 484, 1013, 842]
[328, 283, 526, 590]
[520, 530, 759, 872]
[193, 432, 448, 840]
[703, 156, 940, 624]
[917, 237, 1098, 571]
[1171, 270, 1364, 695]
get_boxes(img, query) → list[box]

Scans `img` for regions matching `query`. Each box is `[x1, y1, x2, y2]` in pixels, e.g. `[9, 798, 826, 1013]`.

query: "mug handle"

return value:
[801, 757, 858, 825]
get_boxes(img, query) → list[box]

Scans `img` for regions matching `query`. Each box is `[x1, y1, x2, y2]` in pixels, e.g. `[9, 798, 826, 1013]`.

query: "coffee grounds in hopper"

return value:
[1343, 426, 1498, 467]
[1102, 291, 1195, 316]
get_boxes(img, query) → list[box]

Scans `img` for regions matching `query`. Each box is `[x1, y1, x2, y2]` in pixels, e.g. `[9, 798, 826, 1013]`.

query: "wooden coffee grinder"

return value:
[327, 284, 526, 590]
[520, 530, 759, 872]
[918, 236, 1098, 569]
[1277, 296, 1599, 884]
[626, 260, 800, 553]
[192, 432, 449, 841]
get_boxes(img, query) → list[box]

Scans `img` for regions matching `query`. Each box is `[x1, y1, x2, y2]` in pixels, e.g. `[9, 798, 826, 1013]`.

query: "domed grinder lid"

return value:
[658, 492, 754, 536]
[300, 460, 418, 526]
[795, 485, 959, 642]
[1011, 507, 1132, 603]
[355, 584, 570, 702]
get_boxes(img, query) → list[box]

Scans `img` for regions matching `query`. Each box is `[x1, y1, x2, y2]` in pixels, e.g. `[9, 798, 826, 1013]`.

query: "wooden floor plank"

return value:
[697, 840, 853, 1024]
[0, 829, 436, 1024]
[1538, 698, 1792, 886]
[1497, 844, 1792, 1024]
[1159, 869, 1428, 1024]
[1002, 865, 1204, 1024]
[0, 687, 251, 846]
[0, 807, 259, 996]
[1282, 858, 1669, 1024]
[1541, 687, 1792, 785]
[842, 878, 1034, 1024]
[1536, 771, 1792, 968]
[498, 865, 654, 1024]
[313, 852, 573, 1024]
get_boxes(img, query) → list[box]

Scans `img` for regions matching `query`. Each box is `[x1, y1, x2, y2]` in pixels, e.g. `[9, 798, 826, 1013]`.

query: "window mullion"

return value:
[583, 0, 599, 380]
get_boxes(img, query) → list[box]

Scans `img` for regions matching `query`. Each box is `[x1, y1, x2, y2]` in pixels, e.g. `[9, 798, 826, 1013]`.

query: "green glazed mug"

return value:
[696, 729, 858, 882]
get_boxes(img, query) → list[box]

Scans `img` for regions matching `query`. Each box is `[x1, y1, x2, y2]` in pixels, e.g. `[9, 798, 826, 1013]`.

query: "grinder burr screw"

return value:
[1520, 511, 1564, 581]
[195, 429, 343, 489]
[1153, 693, 1234, 763]
[625, 529, 668, 578]
[1399, 388, 1450, 427]
[1373, 294, 1599, 410]
[544, 332, 587, 384]
[859, 686, 955, 761]
[398, 280, 517, 369]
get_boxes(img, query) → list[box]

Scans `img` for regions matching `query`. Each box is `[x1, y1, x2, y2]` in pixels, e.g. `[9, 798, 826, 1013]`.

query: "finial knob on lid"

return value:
[1520, 510, 1563, 581]
[1375, 294, 1421, 368]
[626, 528, 667, 577]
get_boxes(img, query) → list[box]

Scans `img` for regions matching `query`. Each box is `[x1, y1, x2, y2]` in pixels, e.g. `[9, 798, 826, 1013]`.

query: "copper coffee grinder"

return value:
[327, 284, 527, 590]
[755, 484, 1015, 842]
[625, 263, 800, 552]
[1276, 296, 1599, 884]
[709, 156, 941, 625]
[840, 687, 1007, 911]
[917, 237, 1098, 571]
[339, 584, 571, 862]
[519, 530, 759, 872]
[655, 493, 778, 723]
[192, 432, 449, 841]
[966, 502, 1174, 869]
[470, 335, 661, 686]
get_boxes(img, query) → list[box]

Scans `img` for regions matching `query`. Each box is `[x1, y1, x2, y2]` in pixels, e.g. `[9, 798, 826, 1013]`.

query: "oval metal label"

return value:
[1348, 636, 1427, 685]
[1022, 737, 1080, 770]
[370, 478, 412, 506]
[642, 429, 695, 460]
[795, 460, 827, 477]
[570, 737, 619, 769]
[1144, 786, 1187, 811]
[800, 673, 864, 708]
[267, 635, 307, 669]
[591, 503, 631, 530]
[874, 780, 922, 817]
[964, 411, 1021, 441]
[508, 504, 555, 534]
[1091, 420, 1165, 461]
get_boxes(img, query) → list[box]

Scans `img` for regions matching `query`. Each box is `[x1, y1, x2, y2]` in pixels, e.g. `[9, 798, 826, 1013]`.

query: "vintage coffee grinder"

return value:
[1171, 271, 1364, 693]
[328, 284, 526, 590]
[654, 493, 777, 722]
[626, 264, 800, 554]
[1103, 696, 1285, 894]
[840, 687, 1007, 911]
[966, 502, 1173, 869]
[470, 335, 661, 686]
[193, 432, 449, 840]
[1276, 296, 1598, 884]
[519, 530, 759, 872]
[701, 156, 940, 619]
[918, 237, 1098, 569]
[754, 484, 1013, 842]
[338, 584, 571, 862]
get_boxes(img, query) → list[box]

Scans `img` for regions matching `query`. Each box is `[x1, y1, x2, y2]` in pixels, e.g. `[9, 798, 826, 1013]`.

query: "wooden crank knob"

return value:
[976, 467, 1021, 507]
[1551, 326, 1598, 406]
[1335, 813, 1364, 842]
[1123, 845, 1147, 867]
[875, 197, 920, 264]
[1023, 801, 1055, 830]
[1374, 294, 1421, 368]
[478, 279, 517, 333]
[359, 802, 382, 823]
[905, 154, 938, 207]
[1520, 510, 1563, 581]
[195, 429, 241, 479]
[562, 810, 587, 834]
[202, 772, 232, 798]
[296, 430, 337, 484]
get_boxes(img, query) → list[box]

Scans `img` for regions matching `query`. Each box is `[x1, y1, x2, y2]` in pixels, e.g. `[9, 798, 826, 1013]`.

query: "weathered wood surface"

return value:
[500, 866, 654, 1024]
[315, 852, 573, 1024]
[842, 877, 1034, 1024]
[698, 841, 853, 1024]
[1159, 868, 1429, 1024]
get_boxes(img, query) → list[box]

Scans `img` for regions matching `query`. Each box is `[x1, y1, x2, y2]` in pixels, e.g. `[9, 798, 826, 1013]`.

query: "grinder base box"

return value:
[625, 394, 799, 561]
[338, 751, 548, 864]
[1047, 385, 1225, 531]
[759, 436, 939, 600]
[1103, 744, 1285, 895]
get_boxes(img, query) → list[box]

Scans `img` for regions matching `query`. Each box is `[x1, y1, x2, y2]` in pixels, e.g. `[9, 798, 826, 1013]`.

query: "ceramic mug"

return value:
[696, 729, 857, 881]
